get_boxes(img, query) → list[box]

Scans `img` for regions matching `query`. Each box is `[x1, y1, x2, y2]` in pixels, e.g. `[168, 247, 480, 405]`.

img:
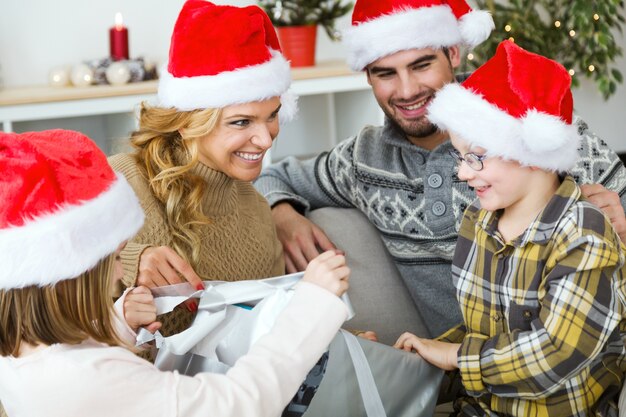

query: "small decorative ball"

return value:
[48, 66, 70, 87]
[70, 64, 94, 87]
[106, 62, 131, 86]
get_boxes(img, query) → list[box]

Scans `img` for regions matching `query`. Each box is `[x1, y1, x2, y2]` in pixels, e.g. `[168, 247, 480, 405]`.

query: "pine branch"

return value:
[259, 0, 353, 40]
[471, 0, 624, 99]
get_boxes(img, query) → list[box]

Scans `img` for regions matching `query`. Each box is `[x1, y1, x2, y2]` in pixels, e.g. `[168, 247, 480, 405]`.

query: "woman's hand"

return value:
[123, 286, 161, 333]
[394, 332, 460, 371]
[137, 246, 204, 311]
[138, 246, 203, 288]
[302, 250, 350, 297]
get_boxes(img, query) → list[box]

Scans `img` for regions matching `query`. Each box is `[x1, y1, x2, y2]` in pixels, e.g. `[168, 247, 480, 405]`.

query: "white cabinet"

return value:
[0, 61, 382, 163]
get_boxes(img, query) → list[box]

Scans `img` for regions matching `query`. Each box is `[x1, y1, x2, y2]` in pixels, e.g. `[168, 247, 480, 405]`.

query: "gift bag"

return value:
[139, 273, 443, 417]
[303, 330, 443, 417]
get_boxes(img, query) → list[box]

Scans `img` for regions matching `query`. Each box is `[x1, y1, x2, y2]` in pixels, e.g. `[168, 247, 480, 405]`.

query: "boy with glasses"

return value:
[395, 40, 626, 417]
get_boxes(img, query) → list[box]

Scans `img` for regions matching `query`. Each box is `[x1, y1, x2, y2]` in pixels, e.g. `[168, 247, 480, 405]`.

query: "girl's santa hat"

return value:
[343, 0, 495, 71]
[158, 0, 297, 122]
[0, 130, 144, 289]
[428, 41, 580, 172]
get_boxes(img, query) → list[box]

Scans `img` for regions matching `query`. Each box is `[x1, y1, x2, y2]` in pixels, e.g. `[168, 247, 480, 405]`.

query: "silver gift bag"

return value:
[138, 274, 441, 417]
[303, 330, 443, 417]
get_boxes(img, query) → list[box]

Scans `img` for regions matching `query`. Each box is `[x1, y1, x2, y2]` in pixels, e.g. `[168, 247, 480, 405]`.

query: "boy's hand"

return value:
[580, 184, 626, 242]
[394, 332, 460, 371]
[302, 250, 350, 297]
[124, 286, 162, 333]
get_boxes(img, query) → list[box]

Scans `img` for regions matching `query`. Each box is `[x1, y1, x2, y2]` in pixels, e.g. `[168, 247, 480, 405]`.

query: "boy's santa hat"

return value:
[0, 130, 144, 290]
[343, 0, 495, 71]
[158, 0, 297, 122]
[428, 41, 580, 172]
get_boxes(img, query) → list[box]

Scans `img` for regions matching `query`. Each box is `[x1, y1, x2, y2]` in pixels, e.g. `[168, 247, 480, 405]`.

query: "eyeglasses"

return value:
[449, 149, 487, 171]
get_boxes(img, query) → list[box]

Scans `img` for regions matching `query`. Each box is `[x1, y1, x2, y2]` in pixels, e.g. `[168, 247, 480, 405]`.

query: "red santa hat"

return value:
[428, 41, 580, 172]
[158, 0, 297, 122]
[343, 0, 495, 71]
[0, 130, 144, 290]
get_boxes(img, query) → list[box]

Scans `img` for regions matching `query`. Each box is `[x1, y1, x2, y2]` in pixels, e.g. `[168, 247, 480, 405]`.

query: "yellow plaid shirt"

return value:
[441, 176, 626, 417]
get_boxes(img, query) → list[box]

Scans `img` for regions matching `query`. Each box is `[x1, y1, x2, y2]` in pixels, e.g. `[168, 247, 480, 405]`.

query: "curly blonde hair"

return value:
[129, 103, 222, 267]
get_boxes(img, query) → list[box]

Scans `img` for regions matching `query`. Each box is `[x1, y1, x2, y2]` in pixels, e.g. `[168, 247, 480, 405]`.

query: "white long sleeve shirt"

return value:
[0, 282, 347, 417]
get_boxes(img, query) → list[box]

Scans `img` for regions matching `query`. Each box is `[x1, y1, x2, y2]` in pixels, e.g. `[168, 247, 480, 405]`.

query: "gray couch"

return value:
[307, 207, 428, 345]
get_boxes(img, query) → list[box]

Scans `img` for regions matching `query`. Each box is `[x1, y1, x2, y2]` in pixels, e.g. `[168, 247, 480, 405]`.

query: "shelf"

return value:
[0, 61, 370, 131]
[0, 61, 379, 165]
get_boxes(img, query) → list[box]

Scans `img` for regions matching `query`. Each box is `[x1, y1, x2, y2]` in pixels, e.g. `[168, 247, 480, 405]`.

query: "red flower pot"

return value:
[276, 25, 317, 67]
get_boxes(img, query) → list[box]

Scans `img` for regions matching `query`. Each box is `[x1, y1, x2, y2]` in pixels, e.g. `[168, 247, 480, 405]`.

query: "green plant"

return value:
[465, 0, 625, 99]
[259, 0, 353, 40]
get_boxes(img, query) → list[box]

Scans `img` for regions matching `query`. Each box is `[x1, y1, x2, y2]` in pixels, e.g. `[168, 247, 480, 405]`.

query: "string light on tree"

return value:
[569, 69, 576, 76]
[467, 53, 474, 61]
[589, 65, 596, 72]
[468, 0, 624, 99]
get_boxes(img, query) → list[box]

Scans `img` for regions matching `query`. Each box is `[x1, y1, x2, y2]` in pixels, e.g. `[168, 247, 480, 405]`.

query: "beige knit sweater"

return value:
[108, 153, 284, 342]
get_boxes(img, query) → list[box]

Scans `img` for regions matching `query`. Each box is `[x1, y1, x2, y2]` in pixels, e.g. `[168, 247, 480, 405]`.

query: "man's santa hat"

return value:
[0, 130, 144, 290]
[343, 0, 495, 71]
[158, 0, 297, 122]
[428, 41, 580, 172]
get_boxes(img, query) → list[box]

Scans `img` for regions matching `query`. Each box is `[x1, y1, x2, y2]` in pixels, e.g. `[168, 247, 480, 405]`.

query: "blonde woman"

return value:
[0, 129, 350, 417]
[109, 1, 296, 339]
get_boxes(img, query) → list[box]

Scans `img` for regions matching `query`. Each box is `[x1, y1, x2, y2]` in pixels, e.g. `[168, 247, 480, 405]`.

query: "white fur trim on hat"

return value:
[0, 174, 145, 289]
[343, 6, 493, 71]
[158, 51, 296, 119]
[279, 89, 299, 124]
[428, 83, 581, 172]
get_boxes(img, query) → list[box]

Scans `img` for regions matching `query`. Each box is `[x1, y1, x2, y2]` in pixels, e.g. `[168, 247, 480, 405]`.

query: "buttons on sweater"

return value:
[427, 173, 443, 189]
[432, 201, 446, 216]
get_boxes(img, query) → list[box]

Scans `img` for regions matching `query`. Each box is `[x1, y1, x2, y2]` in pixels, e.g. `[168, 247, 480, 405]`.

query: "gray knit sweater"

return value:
[255, 116, 626, 336]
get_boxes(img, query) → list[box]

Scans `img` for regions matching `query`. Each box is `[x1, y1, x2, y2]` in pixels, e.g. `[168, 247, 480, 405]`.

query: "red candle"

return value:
[109, 12, 129, 61]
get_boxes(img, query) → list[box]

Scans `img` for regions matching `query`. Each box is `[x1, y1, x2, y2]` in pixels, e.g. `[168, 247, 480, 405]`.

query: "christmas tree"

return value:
[466, 0, 625, 99]
[259, 0, 353, 40]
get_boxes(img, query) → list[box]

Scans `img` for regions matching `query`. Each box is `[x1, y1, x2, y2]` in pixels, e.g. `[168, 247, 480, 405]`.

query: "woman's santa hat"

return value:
[0, 130, 144, 290]
[428, 40, 580, 172]
[343, 0, 495, 71]
[158, 0, 297, 122]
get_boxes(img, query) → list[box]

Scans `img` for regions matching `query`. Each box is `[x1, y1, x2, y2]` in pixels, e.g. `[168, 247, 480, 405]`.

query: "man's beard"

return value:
[383, 108, 439, 139]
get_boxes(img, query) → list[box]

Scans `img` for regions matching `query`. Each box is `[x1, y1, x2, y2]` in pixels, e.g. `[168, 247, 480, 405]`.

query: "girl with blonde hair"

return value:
[0, 129, 350, 416]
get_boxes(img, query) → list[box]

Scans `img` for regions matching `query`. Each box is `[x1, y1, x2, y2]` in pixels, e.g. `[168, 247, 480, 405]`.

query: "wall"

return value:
[1, 1, 625, 152]
[0, 0, 348, 87]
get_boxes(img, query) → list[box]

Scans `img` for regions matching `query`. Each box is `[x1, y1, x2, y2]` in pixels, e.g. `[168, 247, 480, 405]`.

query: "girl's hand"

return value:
[123, 286, 162, 333]
[302, 250, 350, 296]
[394, 332, 460, 371]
